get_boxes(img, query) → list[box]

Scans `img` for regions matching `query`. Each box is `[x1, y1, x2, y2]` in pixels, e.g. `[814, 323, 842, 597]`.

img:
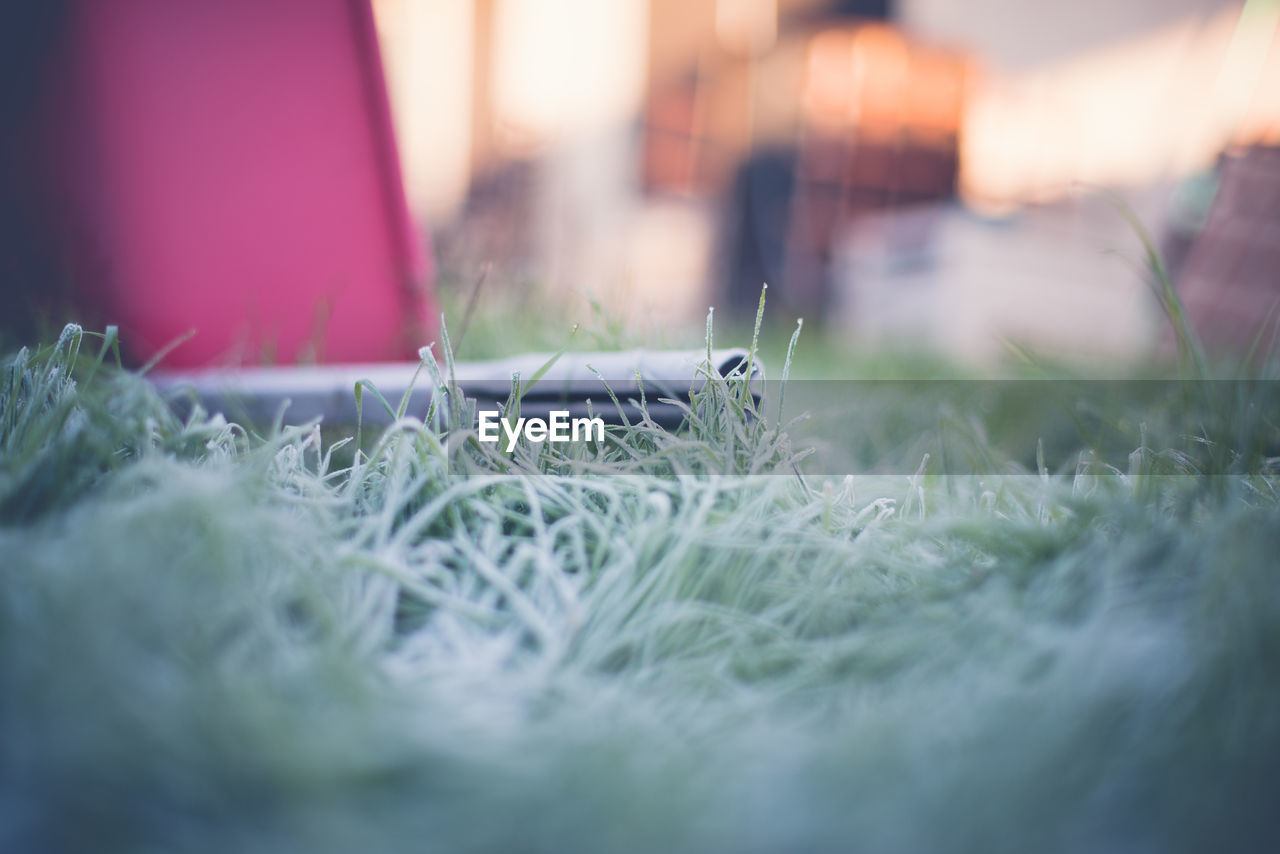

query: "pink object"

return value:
[37, 0, 435, 367]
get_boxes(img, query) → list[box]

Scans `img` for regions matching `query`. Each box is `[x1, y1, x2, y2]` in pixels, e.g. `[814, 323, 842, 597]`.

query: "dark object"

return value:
[719, 150, 798, 324]
[152, 350, 763, 431]
[0, 0, 75, 347]
[828, 0, 893, 20]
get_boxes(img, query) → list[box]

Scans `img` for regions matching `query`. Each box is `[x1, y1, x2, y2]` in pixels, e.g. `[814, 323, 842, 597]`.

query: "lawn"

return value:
[2, 310, 1278, 852]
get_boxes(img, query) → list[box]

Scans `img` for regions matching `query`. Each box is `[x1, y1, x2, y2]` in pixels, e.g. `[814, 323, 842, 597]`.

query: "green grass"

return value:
[2, 312, 1279, 852]
[434, 273, 969, 380]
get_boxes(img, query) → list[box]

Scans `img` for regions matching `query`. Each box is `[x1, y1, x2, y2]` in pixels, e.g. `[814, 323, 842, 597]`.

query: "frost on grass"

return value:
[1, 324, 1279, 853]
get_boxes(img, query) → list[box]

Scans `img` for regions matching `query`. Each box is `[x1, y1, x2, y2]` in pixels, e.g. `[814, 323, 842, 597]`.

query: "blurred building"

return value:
[374, 0, 1279, 362]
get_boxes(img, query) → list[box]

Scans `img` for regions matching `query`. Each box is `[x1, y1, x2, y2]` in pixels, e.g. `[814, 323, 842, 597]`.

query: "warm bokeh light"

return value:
[715, 0, 778, 57]
[372, 0, 474, 222]
[960, 0, 1280, 212]
[491, 0, 648, 151]
[802, 25, 967, 142]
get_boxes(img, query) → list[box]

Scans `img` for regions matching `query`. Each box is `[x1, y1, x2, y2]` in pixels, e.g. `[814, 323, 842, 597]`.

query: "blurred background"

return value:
[2, 0, 1278, 370]
[375, 0, 1280, 367]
